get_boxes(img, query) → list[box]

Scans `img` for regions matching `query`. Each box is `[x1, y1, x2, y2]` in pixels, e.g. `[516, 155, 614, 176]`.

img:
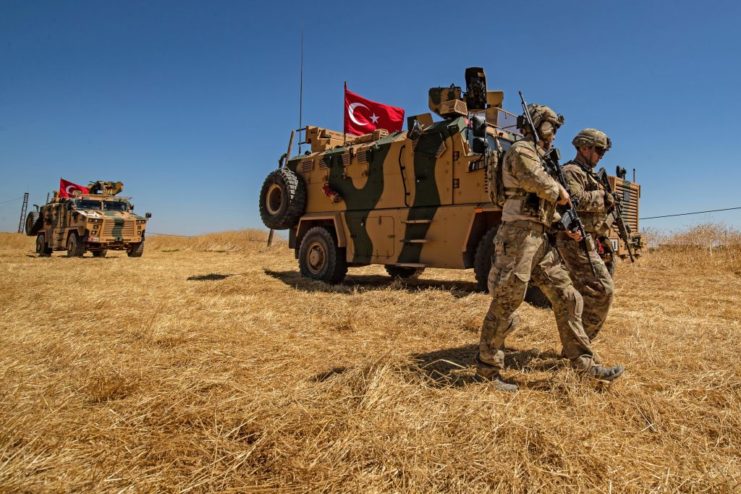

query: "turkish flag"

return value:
[59, 178, 89, 198]
[344, 85, 405, 136]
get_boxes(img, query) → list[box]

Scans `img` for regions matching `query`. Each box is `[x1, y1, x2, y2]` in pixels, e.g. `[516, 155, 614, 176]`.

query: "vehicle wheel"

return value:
[298, 227, 347, 284]
[25, 212, 41, 236]
[525, 285, 551, 308]
[474, 225, 499, 292]
[66, 232, 85, 257]
[259, 168, 307, 230]
[36, 233, 51, 257]
[385, 265, 425, 280]
[127, 241, 144, 258]
[93, 249, 108, 258]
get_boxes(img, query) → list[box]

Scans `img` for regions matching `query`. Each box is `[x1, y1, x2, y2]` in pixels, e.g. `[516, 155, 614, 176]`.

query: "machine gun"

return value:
[88, 181, 124, 196]
[596, 168, 635, 262]
[518, 91, 597, 275]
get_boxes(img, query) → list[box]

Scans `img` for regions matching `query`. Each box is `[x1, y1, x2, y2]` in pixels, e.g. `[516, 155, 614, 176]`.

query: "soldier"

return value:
[476, 105, 624, 391]
[556, 129, 616, 342]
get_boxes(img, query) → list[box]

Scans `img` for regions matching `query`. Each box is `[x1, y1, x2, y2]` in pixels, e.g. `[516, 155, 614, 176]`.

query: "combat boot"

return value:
[582, 363, 624, 382]
[475, 355, 518, 392]
[561, 349, 602, 364]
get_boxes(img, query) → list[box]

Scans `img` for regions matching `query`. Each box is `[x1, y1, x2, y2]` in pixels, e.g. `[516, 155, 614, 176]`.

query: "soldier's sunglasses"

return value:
[594, 147, 606, 156]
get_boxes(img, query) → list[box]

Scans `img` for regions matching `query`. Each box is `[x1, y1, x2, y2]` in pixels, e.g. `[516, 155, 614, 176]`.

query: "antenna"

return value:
[298, 30, 304, 155]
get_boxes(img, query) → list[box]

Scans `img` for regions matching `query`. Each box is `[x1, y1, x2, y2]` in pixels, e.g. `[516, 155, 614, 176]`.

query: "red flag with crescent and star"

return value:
[344, 84, 405, 136]
[59, 178, 89, 198]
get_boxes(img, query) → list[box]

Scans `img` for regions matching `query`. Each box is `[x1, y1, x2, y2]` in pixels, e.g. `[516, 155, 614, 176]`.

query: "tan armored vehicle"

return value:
[25, 181, 151, 257]
[603, 168, 642, 270]
[259, 67, 641, 288]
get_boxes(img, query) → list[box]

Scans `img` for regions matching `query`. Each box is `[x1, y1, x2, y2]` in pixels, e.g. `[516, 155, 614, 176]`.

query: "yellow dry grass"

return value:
[0, 226, 739, 492]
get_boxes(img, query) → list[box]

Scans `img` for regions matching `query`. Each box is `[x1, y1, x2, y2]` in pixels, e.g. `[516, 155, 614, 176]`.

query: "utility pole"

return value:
[17, 192, 29, 233]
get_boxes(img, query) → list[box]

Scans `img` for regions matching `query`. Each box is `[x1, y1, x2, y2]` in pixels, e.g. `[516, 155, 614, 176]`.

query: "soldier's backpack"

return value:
[486, 138, 506, 207]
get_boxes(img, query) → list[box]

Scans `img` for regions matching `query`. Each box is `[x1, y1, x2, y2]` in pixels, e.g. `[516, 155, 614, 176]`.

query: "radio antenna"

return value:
[298, 30, 304, 155]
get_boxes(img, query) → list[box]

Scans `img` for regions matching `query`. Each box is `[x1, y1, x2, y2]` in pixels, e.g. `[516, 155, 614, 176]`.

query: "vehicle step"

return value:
[402, 219, 432, 224]
[402, 239, 428, 244]
[392, 263, 426, 268]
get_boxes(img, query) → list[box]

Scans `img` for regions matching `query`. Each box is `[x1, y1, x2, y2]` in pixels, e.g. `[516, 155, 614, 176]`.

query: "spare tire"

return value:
[25, 211, 41, 236]
[259, 168, 307, 230]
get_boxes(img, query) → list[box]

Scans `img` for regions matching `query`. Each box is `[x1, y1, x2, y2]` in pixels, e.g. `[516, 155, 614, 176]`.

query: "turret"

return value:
[88, 181, 124, 196]
[427, 67, 507, 127]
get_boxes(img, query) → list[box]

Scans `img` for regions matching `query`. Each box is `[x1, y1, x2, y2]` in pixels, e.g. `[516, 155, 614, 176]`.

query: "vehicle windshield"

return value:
[103, 201, 130, 212]
[75, 200, 102, 210]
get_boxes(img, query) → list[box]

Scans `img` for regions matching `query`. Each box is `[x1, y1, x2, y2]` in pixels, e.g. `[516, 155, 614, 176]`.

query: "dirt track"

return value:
[1, 230, 739, 492]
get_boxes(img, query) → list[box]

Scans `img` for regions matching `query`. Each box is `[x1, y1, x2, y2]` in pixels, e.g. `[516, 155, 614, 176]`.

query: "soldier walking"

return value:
[556, 129, 616, 343]
[476, 106, 624, 391]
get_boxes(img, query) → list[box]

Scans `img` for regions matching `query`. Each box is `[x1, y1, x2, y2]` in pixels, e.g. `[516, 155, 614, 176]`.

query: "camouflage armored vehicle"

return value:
[259, 67, 641, 288]
[25, 181, 151, 257]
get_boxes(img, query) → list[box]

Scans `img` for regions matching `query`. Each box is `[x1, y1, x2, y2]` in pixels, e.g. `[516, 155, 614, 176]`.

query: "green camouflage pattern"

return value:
[261, 67, 641, 287]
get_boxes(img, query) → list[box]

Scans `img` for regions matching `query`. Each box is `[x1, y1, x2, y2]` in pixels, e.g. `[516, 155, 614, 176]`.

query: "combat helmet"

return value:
[517, 104, 565, 135]
[572, 128, 612, 151]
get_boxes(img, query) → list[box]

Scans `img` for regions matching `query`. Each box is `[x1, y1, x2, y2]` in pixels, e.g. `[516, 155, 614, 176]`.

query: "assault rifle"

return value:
[596, 168, 635, 262]
[518, 91, 597, 275]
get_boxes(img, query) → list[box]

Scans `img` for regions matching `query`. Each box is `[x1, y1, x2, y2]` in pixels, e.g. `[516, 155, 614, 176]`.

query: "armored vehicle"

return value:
[25, 181, 151, 257]
[259, 67, 641, 288]
[602, 167, 642, 272]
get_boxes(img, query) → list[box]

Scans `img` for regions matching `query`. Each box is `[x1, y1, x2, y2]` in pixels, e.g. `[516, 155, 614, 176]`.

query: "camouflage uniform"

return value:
[479, 134, 595, 372]
[556, 128, 615, 340]
[556, 158, 614, 340]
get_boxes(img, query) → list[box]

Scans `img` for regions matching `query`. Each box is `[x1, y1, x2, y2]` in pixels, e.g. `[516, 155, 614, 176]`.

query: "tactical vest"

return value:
[501, 140, 558, 226]
[563, 160, 612, 236]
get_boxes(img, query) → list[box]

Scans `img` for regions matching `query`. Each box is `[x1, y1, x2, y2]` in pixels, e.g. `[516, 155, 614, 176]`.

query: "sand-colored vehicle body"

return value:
[259, 68, 641, 286]
[26, 182, 150, 257]
[605, 175, 642, 260]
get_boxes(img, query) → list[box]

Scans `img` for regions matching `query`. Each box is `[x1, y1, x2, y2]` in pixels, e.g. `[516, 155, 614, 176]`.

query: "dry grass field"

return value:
[1, 226, 739, 492]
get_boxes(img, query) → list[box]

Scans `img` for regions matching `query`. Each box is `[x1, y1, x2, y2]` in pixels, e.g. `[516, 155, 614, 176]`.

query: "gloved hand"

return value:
[603, 190, 616, 210]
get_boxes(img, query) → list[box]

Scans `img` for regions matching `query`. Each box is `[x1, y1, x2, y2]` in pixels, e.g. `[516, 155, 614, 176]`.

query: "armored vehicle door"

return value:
[453, 126, 513, 205]
[52, 203, 67, 248]
[408, 119, 465, 208]
[453, 126, 486, 205]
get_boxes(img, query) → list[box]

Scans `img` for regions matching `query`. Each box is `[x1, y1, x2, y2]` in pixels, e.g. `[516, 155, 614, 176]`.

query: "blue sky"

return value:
[1, 0, 740, 235]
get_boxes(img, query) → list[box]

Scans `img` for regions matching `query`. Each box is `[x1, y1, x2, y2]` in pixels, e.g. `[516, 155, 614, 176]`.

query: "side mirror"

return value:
[145, 212, 152, 219]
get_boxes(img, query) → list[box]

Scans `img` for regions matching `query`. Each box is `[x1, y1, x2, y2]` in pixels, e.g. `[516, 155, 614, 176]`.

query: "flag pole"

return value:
[343, 81, 347, 146]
